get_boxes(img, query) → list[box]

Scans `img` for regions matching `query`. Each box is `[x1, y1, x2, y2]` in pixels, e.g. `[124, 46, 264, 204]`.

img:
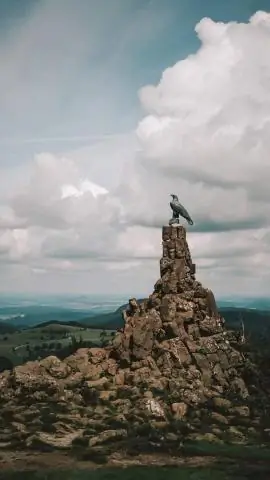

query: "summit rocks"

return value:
[0, 226, 269, 453]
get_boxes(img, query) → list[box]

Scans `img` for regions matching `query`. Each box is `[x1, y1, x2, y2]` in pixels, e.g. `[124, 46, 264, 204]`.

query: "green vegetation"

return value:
[0, 323, 115, 371]
[182, 439, 270, 460]
[0, 466, 243, 480]
[1, 441, 270, 479]
[0, 322, 18, 334]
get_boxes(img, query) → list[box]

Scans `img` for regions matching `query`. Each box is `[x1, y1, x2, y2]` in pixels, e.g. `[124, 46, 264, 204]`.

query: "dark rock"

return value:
[88, 429, 127, 447]
[0, 225, 269, 450]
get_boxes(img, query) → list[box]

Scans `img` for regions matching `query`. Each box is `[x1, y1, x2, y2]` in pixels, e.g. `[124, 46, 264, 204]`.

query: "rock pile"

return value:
[0, 225, 269, 452]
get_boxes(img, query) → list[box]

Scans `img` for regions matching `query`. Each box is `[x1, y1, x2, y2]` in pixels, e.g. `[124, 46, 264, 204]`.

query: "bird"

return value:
[169, 194, 194, 226]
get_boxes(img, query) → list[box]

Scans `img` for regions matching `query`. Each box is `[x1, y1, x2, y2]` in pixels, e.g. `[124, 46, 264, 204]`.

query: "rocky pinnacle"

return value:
[0, 225, 269, 451]
[160, 225, 196, 292]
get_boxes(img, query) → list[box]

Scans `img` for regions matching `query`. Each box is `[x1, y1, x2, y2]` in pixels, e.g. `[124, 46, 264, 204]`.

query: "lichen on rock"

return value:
[0, 225, 269, 452]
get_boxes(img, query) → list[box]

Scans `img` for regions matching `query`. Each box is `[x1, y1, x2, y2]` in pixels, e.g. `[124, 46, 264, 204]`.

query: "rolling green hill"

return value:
[0, 322, 19, 334]
[0, 322, 115, 372]
[32, 320, 85, 329]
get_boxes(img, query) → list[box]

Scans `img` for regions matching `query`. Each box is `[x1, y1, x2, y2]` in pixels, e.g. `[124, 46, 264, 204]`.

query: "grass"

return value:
[182, 440, 270, 461]
[0, 465, 257, 480]
[0, 325, 115, 368]
[0, 326, 114, 346]
[0, 326, 112, 345]
[1, 441, 270, 479]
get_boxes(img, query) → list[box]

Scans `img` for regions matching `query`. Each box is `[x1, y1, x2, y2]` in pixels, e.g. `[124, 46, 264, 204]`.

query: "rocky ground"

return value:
[0, 225, 269, 459]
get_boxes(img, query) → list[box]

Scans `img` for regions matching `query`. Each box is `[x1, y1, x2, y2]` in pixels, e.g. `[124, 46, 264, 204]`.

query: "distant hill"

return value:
[219, 307, 270, 333]
[0, 321, 19, 334]
[79, 299, 145, 330]
[0, 306, 94, 328]
[80, 303, 270, 333]
[1, 298, 270, 335]
[32, 320, 85, 330]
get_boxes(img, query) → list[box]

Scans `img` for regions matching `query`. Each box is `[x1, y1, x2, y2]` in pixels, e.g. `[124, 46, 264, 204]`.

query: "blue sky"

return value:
[0, 0, 270, 296]
[1, 0, 269, 168]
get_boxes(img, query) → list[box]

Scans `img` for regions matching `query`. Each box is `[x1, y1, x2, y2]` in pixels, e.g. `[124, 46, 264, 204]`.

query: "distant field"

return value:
[0, 325, 115, 345]
[0, 324, 115, 369]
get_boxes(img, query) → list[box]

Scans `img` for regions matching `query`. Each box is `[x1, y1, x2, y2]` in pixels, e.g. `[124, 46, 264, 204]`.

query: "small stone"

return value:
[114, 370, 126, 386]
[212, 397, 232, 411]
[89, 429, 127, 447]
[166, 432, 179, 442]
[210, 412, 229, 425]
[99, 390, 117, 401]
[145, 399, 165, 418]
[143, 390, 153, 399]
[227, 426, 246, 443]
[171, 402, 188, 419]
[230, 406, 250, 418]
[84, 377, 108, 389]
[189, 432, 223, 444]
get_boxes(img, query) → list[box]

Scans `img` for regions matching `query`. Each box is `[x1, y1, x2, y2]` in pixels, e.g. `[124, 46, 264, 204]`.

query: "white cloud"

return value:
[2, 11, 270, 296]
[61, 180, 108, 200]
[134, 13, 270, 227]
[0, 206, 27, 230]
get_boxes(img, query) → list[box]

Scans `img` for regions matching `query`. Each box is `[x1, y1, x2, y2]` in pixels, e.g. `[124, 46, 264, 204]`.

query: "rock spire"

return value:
[0, 225, 269, 451]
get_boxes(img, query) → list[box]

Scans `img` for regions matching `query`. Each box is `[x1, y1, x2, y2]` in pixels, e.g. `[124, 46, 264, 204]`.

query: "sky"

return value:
[1, 0, 270, 298]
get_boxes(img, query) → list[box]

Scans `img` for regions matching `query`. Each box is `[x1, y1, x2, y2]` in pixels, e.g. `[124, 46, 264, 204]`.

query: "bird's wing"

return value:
[170, 202, 179, 218]
[173, 200, 188, 215]
[174, 201, 193, 222]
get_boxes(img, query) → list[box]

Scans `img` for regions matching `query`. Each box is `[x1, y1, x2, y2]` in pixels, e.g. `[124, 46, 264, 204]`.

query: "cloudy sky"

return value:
[1, 0, 270, 298]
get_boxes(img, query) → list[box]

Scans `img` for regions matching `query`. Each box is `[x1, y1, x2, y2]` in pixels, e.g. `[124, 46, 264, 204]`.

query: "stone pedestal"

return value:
[160, 226, 194, 289]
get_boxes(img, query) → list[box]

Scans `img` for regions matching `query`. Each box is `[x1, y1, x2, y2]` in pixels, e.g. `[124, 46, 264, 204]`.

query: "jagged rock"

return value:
[88, 429, 127, 447]
[145, 399, 165, 418]
[210, 412, 229, 425]
[0, 225, 270, 451]
[230, 406, 250, 417]
[26, 430, 83, 450]
[212, 397, 232, 411]
[171, 402, 188, 419]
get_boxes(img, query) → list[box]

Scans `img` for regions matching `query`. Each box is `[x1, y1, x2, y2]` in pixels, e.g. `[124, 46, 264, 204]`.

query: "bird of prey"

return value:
[169, 194, 194, 226]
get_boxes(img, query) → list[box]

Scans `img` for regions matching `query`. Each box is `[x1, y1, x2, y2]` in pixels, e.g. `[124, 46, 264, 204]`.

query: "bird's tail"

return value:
[187, 218, 194, 225]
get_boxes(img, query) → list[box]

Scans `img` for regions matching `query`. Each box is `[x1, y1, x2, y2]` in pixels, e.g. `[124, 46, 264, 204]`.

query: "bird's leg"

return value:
[169, 212, 180, 225]
[169, 218, 179, 225]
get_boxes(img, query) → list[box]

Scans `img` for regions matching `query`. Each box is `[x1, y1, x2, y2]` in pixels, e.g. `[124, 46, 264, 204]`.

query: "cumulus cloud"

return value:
[131, 12, 270, 230]
[2, 11, 270, 296]
[3, 153, 157, 269]
[11, 153, 112, 229]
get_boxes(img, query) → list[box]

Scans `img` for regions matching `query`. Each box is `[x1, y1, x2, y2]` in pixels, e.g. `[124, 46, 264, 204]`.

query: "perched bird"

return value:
[169, 194, 194, 226]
